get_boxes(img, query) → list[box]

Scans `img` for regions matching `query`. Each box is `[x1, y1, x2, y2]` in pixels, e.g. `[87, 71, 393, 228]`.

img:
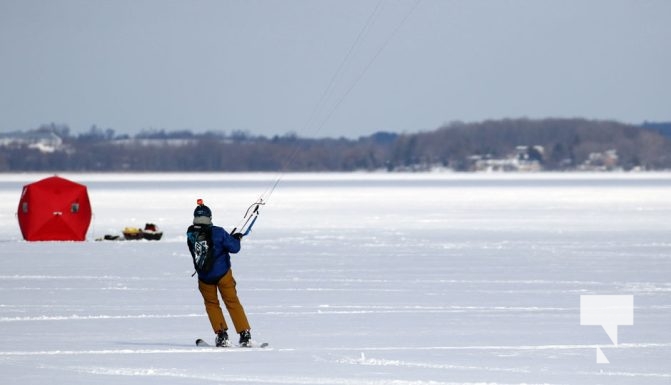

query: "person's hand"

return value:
[232, 233, 244, 240]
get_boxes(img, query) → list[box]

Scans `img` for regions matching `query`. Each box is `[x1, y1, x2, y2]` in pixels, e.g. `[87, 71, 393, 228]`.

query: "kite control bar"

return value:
[231, 199, 265, 237]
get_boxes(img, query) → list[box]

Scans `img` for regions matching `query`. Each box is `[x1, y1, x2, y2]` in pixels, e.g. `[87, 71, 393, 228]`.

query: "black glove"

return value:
[232, 233, 243, 240]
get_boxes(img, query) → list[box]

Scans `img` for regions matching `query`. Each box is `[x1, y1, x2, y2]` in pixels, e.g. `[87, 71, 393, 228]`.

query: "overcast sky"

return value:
[1, 0, 670, 138]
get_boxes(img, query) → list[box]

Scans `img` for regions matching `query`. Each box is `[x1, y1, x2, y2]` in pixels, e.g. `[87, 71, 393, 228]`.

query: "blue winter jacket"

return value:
[187, 225, 241, 284]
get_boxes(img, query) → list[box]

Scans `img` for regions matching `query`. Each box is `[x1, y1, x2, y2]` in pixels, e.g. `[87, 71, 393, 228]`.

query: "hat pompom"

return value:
[193, 199, 212, 218]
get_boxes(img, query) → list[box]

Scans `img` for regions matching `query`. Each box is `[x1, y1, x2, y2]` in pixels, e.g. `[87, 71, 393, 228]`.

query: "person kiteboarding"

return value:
[187, 199, 252, 347]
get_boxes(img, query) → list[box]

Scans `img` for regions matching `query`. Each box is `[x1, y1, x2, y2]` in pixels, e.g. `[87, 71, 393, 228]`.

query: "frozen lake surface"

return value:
[1, 172, 670, 384]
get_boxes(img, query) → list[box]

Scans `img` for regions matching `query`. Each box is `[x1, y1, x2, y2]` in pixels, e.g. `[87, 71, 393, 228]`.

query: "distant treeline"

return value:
[1, 118, 670, 172]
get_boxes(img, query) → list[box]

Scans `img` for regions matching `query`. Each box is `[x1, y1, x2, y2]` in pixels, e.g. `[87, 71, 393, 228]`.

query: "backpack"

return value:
[187, 224, 215, 274]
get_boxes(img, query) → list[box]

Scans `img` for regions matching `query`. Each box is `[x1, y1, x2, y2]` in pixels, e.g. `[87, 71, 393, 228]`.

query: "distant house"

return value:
[470, 145, 544, 172]
[579, 149, 619, 171]
[0, 131, 63, 153]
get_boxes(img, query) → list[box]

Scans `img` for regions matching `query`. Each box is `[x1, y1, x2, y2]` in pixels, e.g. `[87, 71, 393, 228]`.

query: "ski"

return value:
[195, 338, 214, 347]
[196, 338, 269, 348]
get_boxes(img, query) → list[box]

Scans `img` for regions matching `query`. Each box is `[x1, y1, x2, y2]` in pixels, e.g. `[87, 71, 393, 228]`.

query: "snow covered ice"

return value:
[1, 172, 670, 385]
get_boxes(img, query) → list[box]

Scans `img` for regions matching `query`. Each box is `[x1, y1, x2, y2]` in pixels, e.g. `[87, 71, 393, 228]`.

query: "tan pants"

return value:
[198, 269, 250, 334]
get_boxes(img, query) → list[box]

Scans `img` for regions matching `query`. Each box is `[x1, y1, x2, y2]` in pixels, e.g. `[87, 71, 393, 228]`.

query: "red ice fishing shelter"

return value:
[17, 176, 92, 241]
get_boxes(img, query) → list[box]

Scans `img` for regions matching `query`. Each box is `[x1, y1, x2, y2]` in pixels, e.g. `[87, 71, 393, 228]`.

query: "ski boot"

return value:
[215, 330, 231, 347]
[239, 329, 252, 347]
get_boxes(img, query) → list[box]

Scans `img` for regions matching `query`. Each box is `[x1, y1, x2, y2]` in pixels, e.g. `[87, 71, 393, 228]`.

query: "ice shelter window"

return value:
[71, 202, 79, 213]
[22, 202, 28, 213]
